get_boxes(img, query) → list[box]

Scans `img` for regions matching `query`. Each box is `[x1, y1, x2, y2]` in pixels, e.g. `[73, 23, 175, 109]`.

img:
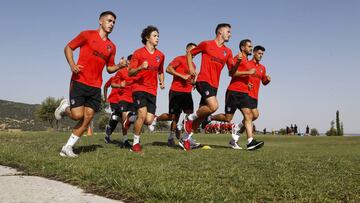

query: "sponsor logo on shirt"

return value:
[93, 50, 107, 61]
[210, 56, 225, 65]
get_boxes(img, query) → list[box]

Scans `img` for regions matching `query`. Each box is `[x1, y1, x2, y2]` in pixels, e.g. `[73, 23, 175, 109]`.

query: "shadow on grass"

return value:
[73, 145, 103, 154]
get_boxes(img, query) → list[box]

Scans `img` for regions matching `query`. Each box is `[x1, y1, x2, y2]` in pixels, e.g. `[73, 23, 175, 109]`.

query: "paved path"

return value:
[0, 165, 124, 203]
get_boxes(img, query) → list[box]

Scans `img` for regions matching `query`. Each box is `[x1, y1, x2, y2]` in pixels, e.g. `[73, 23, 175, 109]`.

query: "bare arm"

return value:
[128, 61, 148, 76]
[229, 52, 242, 77]
[106, 57, 127, 74]
[64, 45, 83, 73]
[159, 72, 165, 89]
[186, 51, 196, 76]
[103, 86, 109, 102]
[233, 68, 256, 77]
[166, 65, 190, 81]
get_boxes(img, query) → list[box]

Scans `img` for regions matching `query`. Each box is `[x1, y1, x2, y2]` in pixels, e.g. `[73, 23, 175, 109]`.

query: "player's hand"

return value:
[237, 52, 242, 61]
[159, 82, 165, 89]
[71, 64, 83, 74]
[181, 74, 191, 81]
[249, 68, 256, 75]
[266, 75, 271, 82]
[141, 61, 148, 70]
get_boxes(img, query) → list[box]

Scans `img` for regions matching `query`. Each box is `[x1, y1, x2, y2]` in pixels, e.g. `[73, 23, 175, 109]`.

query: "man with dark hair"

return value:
[202, 39, 264, 150]
[128, 25, 165, 152]
[148, 43, 199, 147]
[104, 55, 136, 148]
[55, 11, 127, 157]
[182, 23, 241, 151]
[247, 45, 271, 133]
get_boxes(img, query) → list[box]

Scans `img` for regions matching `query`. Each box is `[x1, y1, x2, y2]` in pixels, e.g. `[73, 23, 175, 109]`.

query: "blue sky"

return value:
[0, 0, 359, 133]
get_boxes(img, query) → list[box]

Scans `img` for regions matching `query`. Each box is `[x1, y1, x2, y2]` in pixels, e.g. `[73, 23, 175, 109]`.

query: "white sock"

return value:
[152, 117, 158, 125]
[129, 115, 137, 122]
[247, 137, 253, 144]
[177, 123, 182, 130]
[65, 133, 79, 147]
[133, 134, 140, 145]
[188, 113, 198, 121]
[232, 133, 240, 142]
[168, 131, 175, 140]
[122, 135, 128, 142]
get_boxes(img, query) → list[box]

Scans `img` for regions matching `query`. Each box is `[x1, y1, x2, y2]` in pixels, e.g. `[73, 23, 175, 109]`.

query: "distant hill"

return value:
[0, 99, 82, 131]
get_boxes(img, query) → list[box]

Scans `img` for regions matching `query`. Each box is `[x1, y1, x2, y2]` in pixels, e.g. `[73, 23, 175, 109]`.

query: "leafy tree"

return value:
[336, 110, 342, 135]
[35, 97, 61, 128]
[340, 122, 344, 136]
[310, 128, 319, 136]
[278, 128, 286, 135]
[326, 120, 337, 136]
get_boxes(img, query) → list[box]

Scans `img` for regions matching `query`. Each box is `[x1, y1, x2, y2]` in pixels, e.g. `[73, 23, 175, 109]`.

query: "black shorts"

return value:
[69, 80, 101, 112]
[110, 101, 135, 116]
[133, 91, 156, 115]
[168, 90, 194, 115]
[195, 81, 218, 106]
[249, 97, 258, 109]
[225, 90, 251, 114]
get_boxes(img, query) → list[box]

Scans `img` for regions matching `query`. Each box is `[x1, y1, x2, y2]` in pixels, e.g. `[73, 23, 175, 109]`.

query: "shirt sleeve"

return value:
[226, 50, 234, 70]
[129, 50, 140, 70]
[106, 44, 116, 67]
[67, 31, 89, 50]
[169, 57, 181, 70]
[190, 41, 207, 56]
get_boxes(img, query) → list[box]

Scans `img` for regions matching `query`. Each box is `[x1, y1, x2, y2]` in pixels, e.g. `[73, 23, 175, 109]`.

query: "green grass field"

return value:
[0, 131, 359, 202]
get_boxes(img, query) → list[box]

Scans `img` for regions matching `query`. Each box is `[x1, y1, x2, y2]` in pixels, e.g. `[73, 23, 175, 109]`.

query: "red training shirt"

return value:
[169, 55, 196, 93]
[104, 77, 121, 104]
[190, 40, 234, 88]
[227, 54, 251, 93]
[113, 67, 134, 103]
[68, 30, 116, 88]
[248, 60, 268, 100]
[129, 47, 164, 96]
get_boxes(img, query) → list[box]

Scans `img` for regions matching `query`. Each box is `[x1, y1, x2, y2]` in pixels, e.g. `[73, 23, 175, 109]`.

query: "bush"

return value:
[310, 128, 319, 136]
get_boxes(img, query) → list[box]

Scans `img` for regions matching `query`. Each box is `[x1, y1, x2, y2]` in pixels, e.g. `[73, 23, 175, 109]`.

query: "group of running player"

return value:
[54, 11, 271, 157]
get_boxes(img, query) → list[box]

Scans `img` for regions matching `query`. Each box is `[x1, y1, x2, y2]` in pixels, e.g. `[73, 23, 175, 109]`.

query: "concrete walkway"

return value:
[0, 165, 123, 203]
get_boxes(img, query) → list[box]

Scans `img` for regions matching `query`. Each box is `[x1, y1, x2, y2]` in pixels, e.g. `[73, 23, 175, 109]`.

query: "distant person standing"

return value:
[294, 124, 298, 135]
[306, 125, 310, 135]
[55, 11, 127, 157]
[128, 26, 165, 153]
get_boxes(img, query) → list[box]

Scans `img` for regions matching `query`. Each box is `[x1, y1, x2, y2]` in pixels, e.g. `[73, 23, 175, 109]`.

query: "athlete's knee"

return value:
[208, 103, 219, 113]
[71, 111, 84, 121]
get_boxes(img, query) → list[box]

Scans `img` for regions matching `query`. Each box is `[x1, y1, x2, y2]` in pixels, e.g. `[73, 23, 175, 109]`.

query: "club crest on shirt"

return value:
[260, 69, 263, 73]
[107, 45, 112, 52]
[223, 50, 227, 56]
[156, 56, 160, 63]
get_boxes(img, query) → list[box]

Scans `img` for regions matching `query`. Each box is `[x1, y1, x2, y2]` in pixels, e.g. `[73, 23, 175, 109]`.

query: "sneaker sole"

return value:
[54, 99, 67, 120]
[247, 142, 264, 151]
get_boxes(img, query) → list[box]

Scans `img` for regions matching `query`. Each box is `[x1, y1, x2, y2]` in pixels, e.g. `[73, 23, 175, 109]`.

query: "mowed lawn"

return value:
[0, 131, 359, 202]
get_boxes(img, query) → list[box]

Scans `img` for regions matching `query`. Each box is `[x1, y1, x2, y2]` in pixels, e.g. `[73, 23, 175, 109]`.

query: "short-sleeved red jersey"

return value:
[190, 40, 234, 88]
[248, 60, 268, 100]
[169, 55, 196, 93]
[227, 54, 251, 93]
[129, 47, 165, 96]
[105, 77, 121, 104]
[114, 67, 134, 103]
[68, 30, 116, 88]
